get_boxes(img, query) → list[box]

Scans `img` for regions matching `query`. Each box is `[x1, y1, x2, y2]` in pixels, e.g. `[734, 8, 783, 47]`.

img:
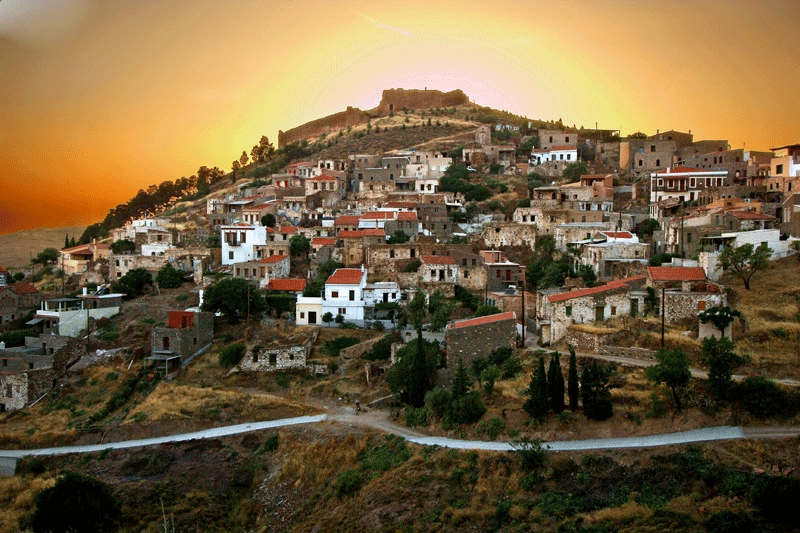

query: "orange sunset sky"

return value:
[1, 0, 798, 235]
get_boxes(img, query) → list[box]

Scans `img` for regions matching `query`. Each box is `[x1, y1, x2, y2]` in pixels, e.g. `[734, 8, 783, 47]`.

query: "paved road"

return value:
[3, 411, 799, 460]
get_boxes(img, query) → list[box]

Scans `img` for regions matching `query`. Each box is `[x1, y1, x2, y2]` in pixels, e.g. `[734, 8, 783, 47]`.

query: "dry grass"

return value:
[0, 475, 56, 533]
[583, 501, 651, 525]
[0, 225, 86, 268]
[124, 383, 317, 424]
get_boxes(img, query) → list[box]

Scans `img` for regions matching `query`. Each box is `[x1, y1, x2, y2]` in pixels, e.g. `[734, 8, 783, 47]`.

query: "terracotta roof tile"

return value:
[647, 266, 706, 282]
[327, 268, 365, 285]
[397, 211, 418, 221]
[384, 201, 417, 209]
[10, 283, 39, 295]
[602, 231, 634, 239]
[361, 211, 396, 220]
[421, 255, 457, 265]
[257, 255, 288, 264]
[311, 237, 336, 246]
[335, 215, 360, 226]
[449, 311, 516, 329]
[551, 145, 577, 151]
[337, 230, 364, 238]
[362, 229, 386, 237]
[548, 276, 645, 303]
[267, 278, 307, 292]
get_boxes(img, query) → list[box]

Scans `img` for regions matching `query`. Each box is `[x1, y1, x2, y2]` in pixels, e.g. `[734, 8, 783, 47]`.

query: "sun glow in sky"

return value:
[1, 0, 798, 234]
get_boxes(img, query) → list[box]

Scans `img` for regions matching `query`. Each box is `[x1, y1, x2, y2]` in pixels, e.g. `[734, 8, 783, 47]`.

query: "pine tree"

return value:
[568, 345, 579, 411]
[64, 235, 69, 249]
[581, 360, 614, 421]
[523, 355, 549, 420]
[548, 352, 565, 413]
[451, 358, 470, 399]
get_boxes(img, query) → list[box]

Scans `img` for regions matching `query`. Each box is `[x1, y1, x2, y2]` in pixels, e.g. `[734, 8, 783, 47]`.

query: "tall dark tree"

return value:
[547, 351, 565, 413]
[646, 347, 691, 413]
[701, 336, 748, 401]
[64, 234, 70, 249]
[567, 345, 580, 411]
[155, 263, 184, 289]
[523, 355, 549, 420]
[406, 289, 433, 407]
[451, 358, 471, 399]
[581, 360, 614, 421]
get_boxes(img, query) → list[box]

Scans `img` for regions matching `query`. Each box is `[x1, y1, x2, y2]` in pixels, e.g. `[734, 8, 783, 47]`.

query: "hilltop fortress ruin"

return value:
[278, 88, 471, 148]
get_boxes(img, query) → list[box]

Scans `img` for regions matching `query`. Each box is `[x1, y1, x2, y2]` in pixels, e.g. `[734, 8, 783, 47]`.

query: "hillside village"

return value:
[2, 89, 800, 531]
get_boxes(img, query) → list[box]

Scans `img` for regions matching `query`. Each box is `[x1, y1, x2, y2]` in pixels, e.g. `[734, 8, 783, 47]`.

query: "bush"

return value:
[31, 471, 121, 533]
[219, 343, 246, 368]
[704, 510, 755, 533]
[735, 376, 795, 419]
[514, 438, 548, 471]
[450, 390, 486, 424]
[404, 406, 430, 427]
[322, 336, 360, 357]
[649, 252, 673, 266]
[362, 333, 400, 361]
[402, 260, 421, 273]
[751, 475, 800, 526]
[501, 357, 522, 379]
[335, 470, 364, 497]
[261, 433, 279, 452]
[156, 263, 184, 289]
[424, 387, 452, 419]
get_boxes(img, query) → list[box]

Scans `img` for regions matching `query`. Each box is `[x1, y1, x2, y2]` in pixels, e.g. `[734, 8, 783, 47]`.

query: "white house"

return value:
[220, 224, 268, 265]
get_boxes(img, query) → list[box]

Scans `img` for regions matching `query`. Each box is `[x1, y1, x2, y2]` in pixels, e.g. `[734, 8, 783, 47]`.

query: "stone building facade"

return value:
[444, 312, 517, 384]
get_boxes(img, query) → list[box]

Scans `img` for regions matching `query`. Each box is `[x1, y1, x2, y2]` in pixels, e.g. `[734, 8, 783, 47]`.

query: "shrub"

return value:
[336, 470, 364, 497]
[31, 471, 121, 533]
[219, 343, 246, 368]
[450, 390, 486, 424]
[704, 510, 755, 533]
[261, 433, 279, 452]
[322, 336, 360, 357]
[485, 416, 504, 440]
[501, 357, 522, 379]
[404, 406, 430, 427]
[424, 387, 452, 419]
[735, 376, 793, 419]
[362, 333, 400, 361]
[751, 475, 800, 526]
[480, 365, 501, 395]
[402, 260, 422, 273]
[514, 437, 548, 471]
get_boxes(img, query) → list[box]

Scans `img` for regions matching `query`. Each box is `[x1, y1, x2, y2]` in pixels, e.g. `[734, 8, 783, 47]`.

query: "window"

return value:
[567, 154, 571, 160]
[697, 301, 706, 311]
[300, 312, 305, 319]
[338, 308, 346, 315]
[776, 164, 784, 174]
[229, 251, 234, 260]
[566, 306, 572, 317]
[565, 136, 569, 142]
[650, 145, 656, 152]
[611, 306, 617, 316]
[331, 291, 338, 298]
[349, 290, 355, 301]
[656, 159, 660, 166]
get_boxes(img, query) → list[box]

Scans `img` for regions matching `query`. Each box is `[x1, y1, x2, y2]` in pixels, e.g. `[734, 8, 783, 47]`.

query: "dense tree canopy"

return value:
[201, 277, 265, 323]
[32, 471, 121, 533]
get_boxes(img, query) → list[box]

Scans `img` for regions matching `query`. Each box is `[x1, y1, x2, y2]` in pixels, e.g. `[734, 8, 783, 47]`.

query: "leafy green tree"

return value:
[581, 361, 614, 420]
[261, 213, 276, 228]
[250, 135, 275, 166]
[627, 131, 647, 139]
[405, 289, 433, 407]
[481, 365, 501, 395]
[567, 345, 579, 411]
[201, 277, 265, 323]
[155, 263, 184, 289]
[541, 261, 569, 289]
[303, 279, 323, 297]
[34, 248, 59, 264]
[648, 252, 673, 266]
[576, 264, 597, 287]
[31, 471, 121, 533]
[289, 234, 310, 256]
[563, 161, 588, 183]
[523, 356, 549, 420]
[387, 230, 409, 244]
[322, 312, 334, 325]
[646, 347, 691, 412]
[717, 242, 771, 290]
[115, 268, 152, 297]
[64, 234, 70, 248]
[110, 239, 135, 254]
[547, 352, 565, 413]
[527, 172, 544, 199]
[698, 305, 741, 336]
[474, 304, 501, 317]
[219, 343, 246, 368]
[636, 219, 660, 241]
[701, 336, 748, 400]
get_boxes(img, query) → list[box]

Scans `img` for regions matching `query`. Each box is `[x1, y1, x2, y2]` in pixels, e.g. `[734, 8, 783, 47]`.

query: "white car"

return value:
[467, 166, 477, 172]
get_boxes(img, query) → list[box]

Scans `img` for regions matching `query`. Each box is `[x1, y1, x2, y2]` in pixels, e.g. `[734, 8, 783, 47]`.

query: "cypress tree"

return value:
[451, 358, 470, 399]
[523, 355, 549, 419]
[64, 235, 69, 249]
[548, 351, 565, 413]
[568, 345, 579, 411]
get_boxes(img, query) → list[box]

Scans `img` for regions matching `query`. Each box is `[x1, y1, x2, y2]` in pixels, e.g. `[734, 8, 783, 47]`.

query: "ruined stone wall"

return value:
[238, 343, 309, 372]
[599, 346, 655, 360]
[444, 319, 516, 384]
[0, 368, 54, 411]
[665, 292, 725, 324]
[367, 243, 457, 277]
[481, 223, 537, 248]
[376, 88, 469, 115]
[564, 328, 615, 353]
[339, 336, 385, 360]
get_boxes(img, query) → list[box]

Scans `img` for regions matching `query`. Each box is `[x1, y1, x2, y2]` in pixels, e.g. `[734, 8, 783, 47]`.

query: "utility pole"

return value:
[520, 274, 526, 348]
[661, 285, 666, 348]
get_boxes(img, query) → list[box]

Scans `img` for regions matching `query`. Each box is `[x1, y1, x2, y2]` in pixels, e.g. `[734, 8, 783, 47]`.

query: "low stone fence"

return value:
[340, 336, 384, 360]
[564, 328, 615, 353]
[599, 346, 656, 360]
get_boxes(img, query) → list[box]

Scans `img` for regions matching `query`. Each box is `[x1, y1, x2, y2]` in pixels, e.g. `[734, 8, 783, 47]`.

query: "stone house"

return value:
[237, 333, 319, 374]
[310, 237, 337, 260]
[444, 312, 517, 383]
[338, 229, 385, 267]
[646, 266, 726, 323]
[632, 139, 677, 177]
[233, 255, 290, 287]
[419, 255, 460, 284]
[538, 130, 576, 150]
[538, 276, 645, 345]
[573, 232, 649, 279]
[481, 222, 538, 248]
[529, 145, 579, 177]
[480, 250, 526, 292]
[335, 214, 361, 234]
[296, 267, 368, 326]
[0, 283, 42, 328]
[485, 287, 535, 324]
[149, 311, 214, 374]
[0, 349, 55, 412]
[59, 242, 109, 277]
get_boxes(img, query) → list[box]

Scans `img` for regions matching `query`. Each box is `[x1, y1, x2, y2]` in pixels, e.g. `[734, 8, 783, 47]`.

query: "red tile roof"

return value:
[551, 145, 577, 151]
[335, 215, 360, 226]
[338, 230, 364, 238]
[361, 211, 396, 220]
[602, 231, 634, 239]
[327, 268, 365, 285]
[548, 276, 645, 303]
[257, 255, 288, 264]
[727, 211, 774, 220]
[384, 201, 416, 209]
[267, 278, 307, 292]
[421, 255, 457, 265]
[362, 229, 386, 237]
[647, 266, 706, 282]
[309, 174, 338, 181]
[397, 211, 418, 221]
[654, 167, 726, 175]
[10, 283, 39, 295]
[449, 311, 516, 330]
[311, 237, 336, 246]
[267, 226, 297, 234]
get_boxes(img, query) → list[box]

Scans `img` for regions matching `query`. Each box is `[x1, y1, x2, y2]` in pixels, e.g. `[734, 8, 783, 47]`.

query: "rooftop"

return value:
[548, 276, 645, 303]
[448, 311, 516, 330]
[327, 268, 366, 285]
[421, 255, 458, 265]
[267, 278, 307, 292]
[647, 266, 706, 282]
